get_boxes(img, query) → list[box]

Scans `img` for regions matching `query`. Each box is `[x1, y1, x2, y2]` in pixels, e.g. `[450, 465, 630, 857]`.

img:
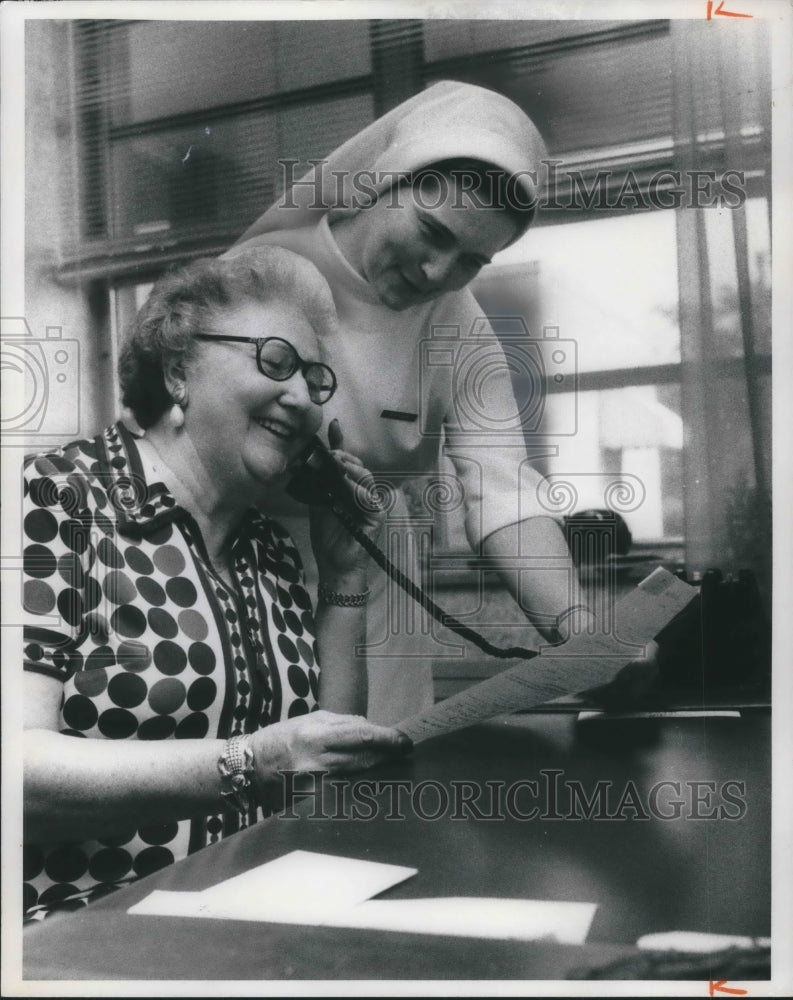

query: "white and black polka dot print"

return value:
[22, 423, 319, 920]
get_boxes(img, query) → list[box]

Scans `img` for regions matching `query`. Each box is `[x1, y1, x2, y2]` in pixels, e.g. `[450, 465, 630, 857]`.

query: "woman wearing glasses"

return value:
[22, 247, 409, 920]
[228, 81, 605, 725]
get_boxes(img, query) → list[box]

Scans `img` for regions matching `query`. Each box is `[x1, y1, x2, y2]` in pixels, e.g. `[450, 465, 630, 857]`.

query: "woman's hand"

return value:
[251, 710, 412, 786]
[309, 419, 384, 584]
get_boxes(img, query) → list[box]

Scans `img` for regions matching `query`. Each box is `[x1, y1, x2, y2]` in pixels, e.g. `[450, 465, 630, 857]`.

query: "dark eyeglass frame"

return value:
[195, 334, 337, 404]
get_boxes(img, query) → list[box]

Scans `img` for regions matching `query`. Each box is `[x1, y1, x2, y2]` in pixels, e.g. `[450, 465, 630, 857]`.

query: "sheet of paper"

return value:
[198, 849, 416, 915]
[336, 897, 597, 944]
[128, 850, 417, 922]
[130, 888, 596, 944]
[577, 710, 741, 720]
[397, 567, 698, 744]
[128, 891, 213, 918]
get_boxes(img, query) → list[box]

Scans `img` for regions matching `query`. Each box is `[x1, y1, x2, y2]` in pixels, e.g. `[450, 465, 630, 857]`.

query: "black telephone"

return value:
[283, 439, 772, 697]
[285, 436, 539, 662]
[286, 436, 369, 520]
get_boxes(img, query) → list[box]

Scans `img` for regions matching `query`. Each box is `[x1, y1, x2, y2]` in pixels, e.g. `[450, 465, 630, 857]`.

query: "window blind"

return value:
[58, 18, 770, 280]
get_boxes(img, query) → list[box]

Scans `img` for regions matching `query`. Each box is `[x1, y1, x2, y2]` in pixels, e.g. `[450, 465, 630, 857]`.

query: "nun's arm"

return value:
[482, 516, 590, 644]
[483, 518, 659, 701]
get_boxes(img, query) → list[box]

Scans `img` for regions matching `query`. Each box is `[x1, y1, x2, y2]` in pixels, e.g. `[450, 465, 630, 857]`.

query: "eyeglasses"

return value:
[195, 335, 337, 405]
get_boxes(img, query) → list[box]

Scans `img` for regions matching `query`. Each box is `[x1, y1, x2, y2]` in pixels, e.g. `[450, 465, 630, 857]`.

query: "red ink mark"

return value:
[707, 1, 753, 17]
[709, 982, 748, 996]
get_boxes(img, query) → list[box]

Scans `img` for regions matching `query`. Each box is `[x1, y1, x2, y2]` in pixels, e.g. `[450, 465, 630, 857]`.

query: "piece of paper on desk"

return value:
[128, 851, 596, 944]
[397, 566, 698, 744]
[198, 848, 416, 917]
[129, 850, 417, 922]
[577, 710, 741, 720]
[340, 897, 597, 944]
[131, 892, 596, 944]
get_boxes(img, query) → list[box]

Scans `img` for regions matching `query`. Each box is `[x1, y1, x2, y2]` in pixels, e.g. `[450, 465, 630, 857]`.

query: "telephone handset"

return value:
[284, 436, 539, 662]
[286, 436, 367, 519]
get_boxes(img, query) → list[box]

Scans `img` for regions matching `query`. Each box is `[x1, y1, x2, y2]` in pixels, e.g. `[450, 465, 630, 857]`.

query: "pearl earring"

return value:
[169, 383, 187, 430]
[169, 403, 185, 429]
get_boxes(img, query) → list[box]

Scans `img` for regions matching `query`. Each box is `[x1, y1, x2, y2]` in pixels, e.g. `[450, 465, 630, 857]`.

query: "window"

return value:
[472, 210, 682, 544]
[61, 17, 771, 574]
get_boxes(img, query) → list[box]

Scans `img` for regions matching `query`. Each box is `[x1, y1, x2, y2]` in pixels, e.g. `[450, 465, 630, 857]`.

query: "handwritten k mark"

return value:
[706, 1, 753, 17]
[709, 981, 748, 996]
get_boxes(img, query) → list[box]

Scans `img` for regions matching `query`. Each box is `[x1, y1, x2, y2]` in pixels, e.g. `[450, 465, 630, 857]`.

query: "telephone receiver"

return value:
[284, 436, 539, 663]
[285, 435, 369, 521]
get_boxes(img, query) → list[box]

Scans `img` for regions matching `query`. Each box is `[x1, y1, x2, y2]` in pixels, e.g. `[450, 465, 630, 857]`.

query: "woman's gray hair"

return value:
[119, 246, 336, 429]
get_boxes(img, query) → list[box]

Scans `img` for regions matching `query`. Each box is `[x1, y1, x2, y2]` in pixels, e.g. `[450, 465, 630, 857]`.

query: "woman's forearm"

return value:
[315, 570, 369, 715]
[26, 710, 408, 844]
[24, 729, 226, 843]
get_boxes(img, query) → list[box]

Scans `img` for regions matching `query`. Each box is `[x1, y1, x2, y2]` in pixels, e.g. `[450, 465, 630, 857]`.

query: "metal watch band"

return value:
[317, 582, 370, 607]
[217, 733, 256, 814]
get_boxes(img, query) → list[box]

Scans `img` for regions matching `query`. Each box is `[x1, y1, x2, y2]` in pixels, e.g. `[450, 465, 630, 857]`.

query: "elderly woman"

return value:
[22, 247, 409, 921]
[228, 81, 605, 725]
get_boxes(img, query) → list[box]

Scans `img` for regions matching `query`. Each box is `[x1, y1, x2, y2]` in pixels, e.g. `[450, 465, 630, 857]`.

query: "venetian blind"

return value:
[60, 18, 770, 280]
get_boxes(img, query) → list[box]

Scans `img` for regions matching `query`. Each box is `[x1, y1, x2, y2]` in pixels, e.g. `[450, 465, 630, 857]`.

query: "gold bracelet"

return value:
[317, 582, 370, 607]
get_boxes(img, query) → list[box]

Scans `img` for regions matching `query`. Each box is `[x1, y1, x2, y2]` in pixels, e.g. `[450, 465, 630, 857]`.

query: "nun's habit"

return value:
[227, 82, 550, 725]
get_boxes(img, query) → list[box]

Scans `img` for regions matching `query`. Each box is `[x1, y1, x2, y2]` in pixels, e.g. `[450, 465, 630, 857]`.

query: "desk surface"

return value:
[23, 710, 770, 982]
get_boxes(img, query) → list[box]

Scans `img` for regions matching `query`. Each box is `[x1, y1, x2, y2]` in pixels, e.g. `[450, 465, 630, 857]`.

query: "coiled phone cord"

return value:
[329, 499, 540, 661]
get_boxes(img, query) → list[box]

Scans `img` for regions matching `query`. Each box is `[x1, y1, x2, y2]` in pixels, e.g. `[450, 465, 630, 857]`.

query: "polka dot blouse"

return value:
[22, 422, 320, 919]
